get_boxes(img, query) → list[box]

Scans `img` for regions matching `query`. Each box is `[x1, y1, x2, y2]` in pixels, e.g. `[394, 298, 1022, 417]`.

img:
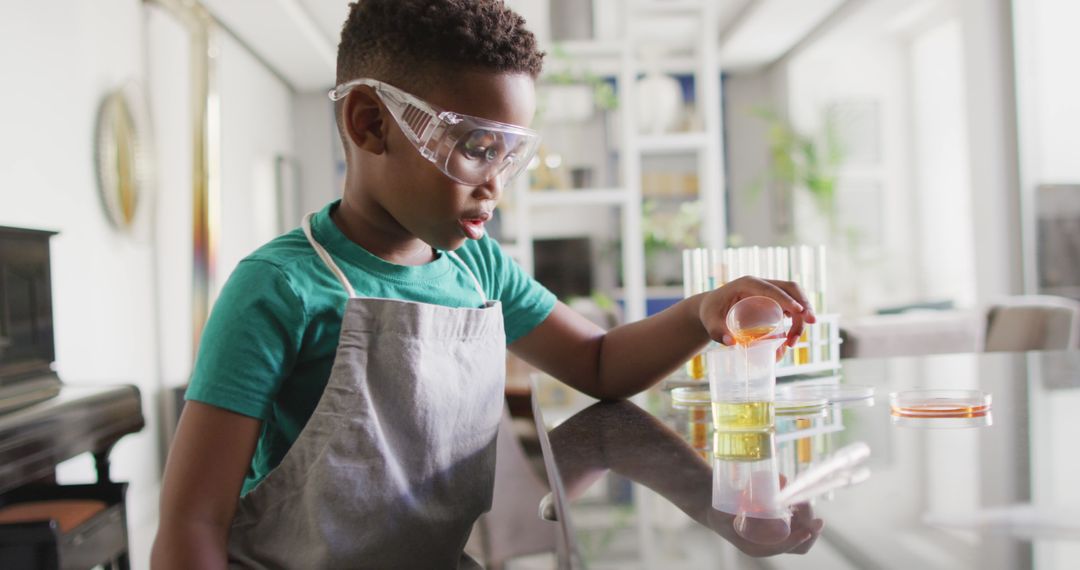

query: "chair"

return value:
[839, 310, 985, 359]
[984, 295, 1080, 352]
[0, 483, 131, 570]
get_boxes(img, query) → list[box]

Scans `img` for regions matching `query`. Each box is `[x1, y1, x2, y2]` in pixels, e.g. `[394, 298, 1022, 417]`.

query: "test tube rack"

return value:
[776, 314, 842, 377]
[681, 246, 842, 380]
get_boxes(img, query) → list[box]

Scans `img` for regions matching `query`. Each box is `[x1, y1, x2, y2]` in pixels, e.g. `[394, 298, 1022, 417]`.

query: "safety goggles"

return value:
[329, 78, 541, 187]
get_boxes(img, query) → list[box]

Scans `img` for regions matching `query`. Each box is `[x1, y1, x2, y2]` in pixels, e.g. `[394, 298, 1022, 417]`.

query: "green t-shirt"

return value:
[186, 200, 556, 495]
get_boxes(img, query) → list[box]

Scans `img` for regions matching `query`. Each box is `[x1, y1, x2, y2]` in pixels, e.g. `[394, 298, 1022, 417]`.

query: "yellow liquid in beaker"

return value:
[712, 401, 775, 431]
[713, 430, 773, 461]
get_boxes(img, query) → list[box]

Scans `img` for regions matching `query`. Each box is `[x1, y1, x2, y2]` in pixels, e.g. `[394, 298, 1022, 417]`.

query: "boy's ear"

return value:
[343, 87, 388, 154]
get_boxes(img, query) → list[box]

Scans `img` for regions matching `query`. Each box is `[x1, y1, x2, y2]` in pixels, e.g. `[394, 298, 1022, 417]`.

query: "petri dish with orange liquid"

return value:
[889, 389, 991, 418]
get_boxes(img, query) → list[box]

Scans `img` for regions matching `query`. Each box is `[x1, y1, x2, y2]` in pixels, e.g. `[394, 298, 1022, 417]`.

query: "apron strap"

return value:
[445, 250, 489, 306]
[302, 213, 357, 298]
[301, 212, 489, 305]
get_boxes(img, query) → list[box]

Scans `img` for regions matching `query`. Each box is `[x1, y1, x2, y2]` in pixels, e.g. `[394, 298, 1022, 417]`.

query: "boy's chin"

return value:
[426, 234, 468, 252]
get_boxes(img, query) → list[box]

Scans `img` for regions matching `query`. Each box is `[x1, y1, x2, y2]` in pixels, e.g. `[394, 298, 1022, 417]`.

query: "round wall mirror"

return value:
[94, 86, 150, 230]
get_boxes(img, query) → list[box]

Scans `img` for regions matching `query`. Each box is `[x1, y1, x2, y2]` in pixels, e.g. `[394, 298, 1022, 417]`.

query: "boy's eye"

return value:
[462, 130, 503, 162]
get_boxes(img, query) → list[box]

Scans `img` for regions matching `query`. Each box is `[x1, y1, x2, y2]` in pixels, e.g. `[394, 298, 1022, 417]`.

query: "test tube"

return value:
[683, 248, 708, 380]
[682, 249, 694, 299]
[690, 406, 709, 460]
[748, 246, 761, 278]
[710, 248, 724, 289]
[737, 248, 751, 280]
[724, 248, 739, 281]
[812, 243, 820, 310]
[792, 246, 814, 366]
[763, 247, 777, 281]
[815, 245, 831, 362]
[775, 247, 789, 281]
[795, 417, 813, 466]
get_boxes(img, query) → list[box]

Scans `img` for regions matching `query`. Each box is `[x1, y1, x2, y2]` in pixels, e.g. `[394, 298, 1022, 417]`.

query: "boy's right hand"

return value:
[697, 276, 816, 349]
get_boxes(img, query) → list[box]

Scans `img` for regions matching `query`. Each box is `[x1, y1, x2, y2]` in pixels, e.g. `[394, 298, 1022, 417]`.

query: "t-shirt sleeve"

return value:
[477, 237, 557, 344]
[185, 259, 306, 420]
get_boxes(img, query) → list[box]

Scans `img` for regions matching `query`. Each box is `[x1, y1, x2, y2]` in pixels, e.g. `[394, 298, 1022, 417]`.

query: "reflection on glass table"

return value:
[531, 351, 1080, 569]
[546, 400, 825, 559]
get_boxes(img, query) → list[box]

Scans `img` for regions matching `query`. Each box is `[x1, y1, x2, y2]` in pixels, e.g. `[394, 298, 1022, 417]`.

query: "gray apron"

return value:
[227, 213, 506, 568]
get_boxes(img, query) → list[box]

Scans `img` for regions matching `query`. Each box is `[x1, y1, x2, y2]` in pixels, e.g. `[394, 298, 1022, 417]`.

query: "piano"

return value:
[0, 225, 144, 569]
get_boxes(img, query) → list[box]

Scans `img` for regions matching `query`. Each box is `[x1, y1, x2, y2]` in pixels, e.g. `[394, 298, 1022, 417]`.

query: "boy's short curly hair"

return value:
[336, 0, 545, 95]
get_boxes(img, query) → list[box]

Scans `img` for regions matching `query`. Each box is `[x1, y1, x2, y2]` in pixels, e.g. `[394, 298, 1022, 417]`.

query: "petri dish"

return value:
[891, 413, 993, 429]
[671, 386, 711, 406]
[889, 389, 991, 418]
[779, 383, 875, 404]
[775, 397, 829, 416]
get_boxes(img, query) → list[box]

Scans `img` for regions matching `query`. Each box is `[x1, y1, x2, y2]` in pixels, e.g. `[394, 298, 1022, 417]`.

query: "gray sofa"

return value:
[839, 295, 1080, 359]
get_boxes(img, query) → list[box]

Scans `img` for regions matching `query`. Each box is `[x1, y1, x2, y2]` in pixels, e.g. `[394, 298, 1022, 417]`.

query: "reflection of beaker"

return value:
[712, 430, 791, 542]
[671, 387, 712, 460]
[707, 339, 784, 431]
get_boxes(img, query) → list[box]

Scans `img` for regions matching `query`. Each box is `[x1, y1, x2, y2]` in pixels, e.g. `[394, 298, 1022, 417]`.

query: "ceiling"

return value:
[200, 0, 853, 92]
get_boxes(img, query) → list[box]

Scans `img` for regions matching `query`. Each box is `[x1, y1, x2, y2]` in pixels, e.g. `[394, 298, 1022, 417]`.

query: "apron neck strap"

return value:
[302, 213, 357, 298]
[444, 250, 488, 305]
[301, 212, 489, 306]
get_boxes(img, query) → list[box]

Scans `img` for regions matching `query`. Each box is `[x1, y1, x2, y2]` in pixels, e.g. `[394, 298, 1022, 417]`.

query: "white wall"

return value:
[0, 1, 294, 568]
[722, 70, 784, 248]
[293, 92, 341, 216]
[0, 2, 162, 565]
[1015, 3, 1080, 566]
[217, 33, 297, 279]
[958, 0, 1024, 302]
[910, 18, 978, 308]
[782, 2, 917, 315]
[778, 0, 1025, 314]
[146, 5, 193, 392]
[1014, 0, 1080, 184]
[1013, 0, 1080, 293]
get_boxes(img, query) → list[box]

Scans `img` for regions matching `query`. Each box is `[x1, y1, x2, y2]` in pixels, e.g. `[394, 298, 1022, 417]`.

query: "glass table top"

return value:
[529, 350, 1080, 569]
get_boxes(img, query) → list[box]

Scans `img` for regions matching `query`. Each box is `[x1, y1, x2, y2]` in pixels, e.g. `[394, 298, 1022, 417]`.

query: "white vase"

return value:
[636, 73, 683, 134]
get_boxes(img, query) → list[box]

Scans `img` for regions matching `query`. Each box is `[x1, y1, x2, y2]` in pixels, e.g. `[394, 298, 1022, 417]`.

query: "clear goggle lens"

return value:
[330, 78, 541, 187]
[438, 126, 539, 186]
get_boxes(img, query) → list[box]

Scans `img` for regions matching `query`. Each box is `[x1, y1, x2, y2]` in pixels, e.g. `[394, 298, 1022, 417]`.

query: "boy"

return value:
[152, 1, 814, 568]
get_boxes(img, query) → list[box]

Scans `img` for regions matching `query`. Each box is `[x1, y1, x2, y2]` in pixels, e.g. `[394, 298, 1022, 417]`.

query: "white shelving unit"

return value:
[501, 0, 727, 324]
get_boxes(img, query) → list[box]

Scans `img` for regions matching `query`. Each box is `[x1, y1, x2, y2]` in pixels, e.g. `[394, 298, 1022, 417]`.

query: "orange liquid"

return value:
[688, 408, 709, 451]
[732, 325, 779, 346]
[686, 353, 706, 380]
[891, 403, 991, 418]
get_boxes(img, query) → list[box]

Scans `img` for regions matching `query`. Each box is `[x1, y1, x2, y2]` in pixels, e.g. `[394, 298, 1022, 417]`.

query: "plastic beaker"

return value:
[712, 430, 791, 544]
[727, 296, 785, 345]
[707, 338, 784, 431]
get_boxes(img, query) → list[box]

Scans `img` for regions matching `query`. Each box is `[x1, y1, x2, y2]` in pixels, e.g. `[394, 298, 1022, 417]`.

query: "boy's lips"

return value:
[459, 211, 491, 240]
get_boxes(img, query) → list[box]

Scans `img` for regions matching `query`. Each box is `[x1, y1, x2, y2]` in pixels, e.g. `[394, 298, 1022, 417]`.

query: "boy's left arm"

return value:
[509, 276, 815, 400]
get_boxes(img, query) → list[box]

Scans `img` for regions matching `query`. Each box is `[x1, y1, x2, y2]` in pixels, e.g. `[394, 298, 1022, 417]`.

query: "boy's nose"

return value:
[473, 175, 504, 201]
